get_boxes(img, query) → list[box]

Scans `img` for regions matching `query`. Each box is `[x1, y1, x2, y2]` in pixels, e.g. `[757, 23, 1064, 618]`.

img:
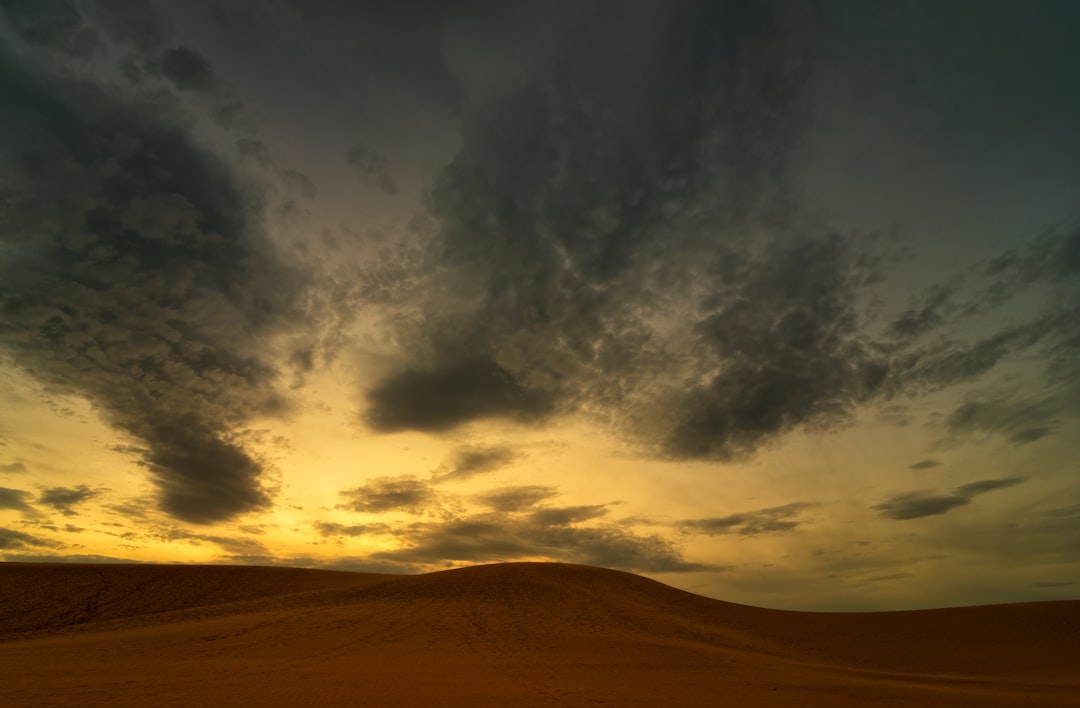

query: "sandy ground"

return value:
[1, 562, 1077, 707]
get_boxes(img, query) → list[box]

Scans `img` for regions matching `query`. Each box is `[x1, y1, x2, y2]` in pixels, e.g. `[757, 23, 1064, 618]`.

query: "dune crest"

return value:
[2, 562, 1077, 706]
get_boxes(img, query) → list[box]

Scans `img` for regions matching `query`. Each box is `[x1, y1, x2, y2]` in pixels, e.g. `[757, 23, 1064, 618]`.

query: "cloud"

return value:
[146, 525, 269, 556]
[0, 4, 306, 523]
[529, 504, 609, 526]
[889, 283, 956, 339]
[0, 526, 60, 550]
[433, 444, 518, 482]
[0, 486, 36, 514]
[872, 476, 1026, 520]
[345, 144, 395, 195]
[371, 511, 718, 574]
[37, 484, 102, 515]
[337, 477, 439, 514]
[943, 396, 1058, 446]
[908, 459, 942, 470]
[312, 521, 393, 538]
[475, 485, 558, 512]
[680, 502, 818, 536]
[954, 477, 1027, 497]
[156, 46, 217, 93]
[365, 357, 555, 433]
[361, 1, 897, 462]
[0, 461, 27, 473]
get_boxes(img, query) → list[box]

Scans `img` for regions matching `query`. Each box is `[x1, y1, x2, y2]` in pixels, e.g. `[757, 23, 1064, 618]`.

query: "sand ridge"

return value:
[1, 561, 1077, 706]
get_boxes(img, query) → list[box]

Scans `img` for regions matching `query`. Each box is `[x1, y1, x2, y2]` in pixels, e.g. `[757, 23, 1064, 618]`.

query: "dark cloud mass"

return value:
[366, 357, 554, 433]
[873, 477, 1026, 520]
[157, 46, 217, 94]
[362, 1, 892, 460]
[0, 486, 35, 514]
[37, 484, 101, 515]
[0, 2, 303, 523]
[345, 144, 395, 195]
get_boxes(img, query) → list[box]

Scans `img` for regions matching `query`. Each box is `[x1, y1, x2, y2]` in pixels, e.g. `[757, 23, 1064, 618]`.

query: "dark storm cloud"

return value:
[345, 144, 395, 195]
[337, 477, 439, 514]
[363, 1, 896, 461]
[433, 444, 518, 483]
[0, 0, 101, 56]
[0, 3, 304, 523]
[475, 485, 558, 512]
[365, 357, 554, 433]
[157, 46, 217, 93]
[873, 476, 1026, 520]
[37, 484, 101, 515]
[663, 234, 887, 460]
[908, 459, 942, 470]
[680, 502, 817, 536]
[0, 526, 60, 549]
[0, 486, 36, 514]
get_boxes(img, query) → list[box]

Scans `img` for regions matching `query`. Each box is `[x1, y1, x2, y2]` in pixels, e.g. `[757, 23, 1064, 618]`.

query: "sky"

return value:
[0, 0, 1078, 612]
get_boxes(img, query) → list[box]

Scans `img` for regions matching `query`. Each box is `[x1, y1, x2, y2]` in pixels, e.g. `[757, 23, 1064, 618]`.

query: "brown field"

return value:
[1, 562, 1077, 707]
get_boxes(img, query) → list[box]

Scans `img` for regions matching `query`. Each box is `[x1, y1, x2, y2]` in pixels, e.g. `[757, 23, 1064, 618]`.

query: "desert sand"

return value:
[0, 562, 1077, 707]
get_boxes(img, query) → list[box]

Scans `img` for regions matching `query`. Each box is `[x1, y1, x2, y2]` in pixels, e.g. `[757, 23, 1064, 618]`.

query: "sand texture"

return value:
[1, 562, 1077, 706]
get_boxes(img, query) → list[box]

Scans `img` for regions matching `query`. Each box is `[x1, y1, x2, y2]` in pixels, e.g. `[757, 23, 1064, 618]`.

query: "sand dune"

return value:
[1, 562, 1076, 707]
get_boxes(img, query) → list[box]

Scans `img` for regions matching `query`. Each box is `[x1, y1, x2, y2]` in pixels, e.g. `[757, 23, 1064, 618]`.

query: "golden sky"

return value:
[1, 1, 1078, 611]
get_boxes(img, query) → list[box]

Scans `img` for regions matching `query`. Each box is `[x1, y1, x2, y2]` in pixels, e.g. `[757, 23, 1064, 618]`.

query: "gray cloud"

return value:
[361, 1, 897, 463]
[0, 526, 60, 550]
[345, 144, 395, 195]
[157, 46, 217, 93]
[312, 521, 393, 538]
[366, 356, 555, 433]
[680, 502, 818, 536]
[889, 283, 956, 339]
[144, 525, 269, 556]
[433, 444, 518, 483]
[337, 477, 439, 514]
[0, 486, 35, 514]
[529, 504, 609, 527]
[371, 511, 717, 574]
[954, 477, 1027, 497]
[37, 484, 102, 515]
[873, 476, 1026, 520]
[475, 485, 558, 512]
[944, 396, 1058, 446]
[908, 459, 942, 470]
[0, 3, 306, 523]
[0, 461, 27, 473]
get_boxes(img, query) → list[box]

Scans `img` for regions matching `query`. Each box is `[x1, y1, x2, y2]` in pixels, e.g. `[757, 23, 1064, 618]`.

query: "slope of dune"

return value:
[1, 562, 1077, 707]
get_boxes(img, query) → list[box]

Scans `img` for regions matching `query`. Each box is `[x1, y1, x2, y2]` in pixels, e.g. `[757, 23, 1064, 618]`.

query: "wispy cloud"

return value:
[873, 477, 1026, 520]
